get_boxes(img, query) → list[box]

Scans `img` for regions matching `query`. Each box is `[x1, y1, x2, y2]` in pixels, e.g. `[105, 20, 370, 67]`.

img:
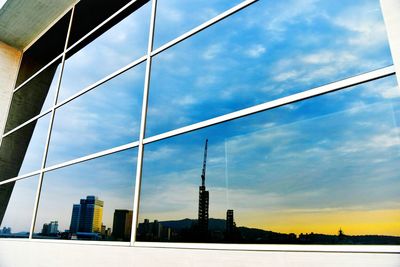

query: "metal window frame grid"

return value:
[0, 0, 399, 253]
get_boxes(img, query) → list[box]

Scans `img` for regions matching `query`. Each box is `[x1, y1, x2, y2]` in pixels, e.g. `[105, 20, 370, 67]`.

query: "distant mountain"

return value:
[140, 218, 400, 245]
[158, 218, 194, 230]
[159, 218, 226, 231]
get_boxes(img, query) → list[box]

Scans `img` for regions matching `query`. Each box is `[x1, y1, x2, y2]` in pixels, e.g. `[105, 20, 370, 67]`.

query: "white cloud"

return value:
[145, 146, 178, 162]
[380, 86, 400, 99]
[269, 50, 362, 87]
[159, 6, 184, 23]
[172, 95, 198, 106]
[263, 0, 319, 33]
[362, 79, 400, 99]
[368, 128, 400, 149]
[333, 4, 388, 48]
[60, 4, 149, 99]
[202, 43, 223, 60]
[273, 70, 300, 82]
[199, 7, 219, 21]
[195, 74, 218, 87]
[301, 51, 358, 65]
[244, 44, 266, 58]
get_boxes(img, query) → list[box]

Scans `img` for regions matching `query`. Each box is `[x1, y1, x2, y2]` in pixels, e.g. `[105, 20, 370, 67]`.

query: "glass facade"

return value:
[0, 0, 399, 247]
[0, 176, 39, 238]
[34, 149, 137, 241]
[139, 76, 400, 243]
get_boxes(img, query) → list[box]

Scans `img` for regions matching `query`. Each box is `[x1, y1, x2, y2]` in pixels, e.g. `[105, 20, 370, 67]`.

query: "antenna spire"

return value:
[201, 139, 208, 187]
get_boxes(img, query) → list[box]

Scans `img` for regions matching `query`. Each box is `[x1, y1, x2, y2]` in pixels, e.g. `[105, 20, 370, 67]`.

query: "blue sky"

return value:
[0, 176, 38, 233]
[139, 76, 400, 235]
[2, 0, 400, 236]
[146, 0, 393, 136]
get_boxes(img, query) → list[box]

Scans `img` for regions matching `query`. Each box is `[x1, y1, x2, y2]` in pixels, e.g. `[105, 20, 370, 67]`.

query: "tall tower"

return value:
[112, 209, 133, 241]
[226, 209, 234, 234]
[69, 195, 104, 233]
[198, 139, 209, 234]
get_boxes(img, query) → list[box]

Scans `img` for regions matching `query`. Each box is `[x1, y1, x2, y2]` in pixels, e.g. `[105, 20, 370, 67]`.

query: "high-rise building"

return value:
[48, 221, 59, 235]
[69, 196, 104, 233]
[42, 221, 58, 235]
[112, 209, 133, 241]
[198, 140, 209, 234]
[226, 210, 235, 234]
[198, 186, 209, 233]
[136, 219, 166, 241]
[0, 227, 11, 235]
[69, 204, 81, 234]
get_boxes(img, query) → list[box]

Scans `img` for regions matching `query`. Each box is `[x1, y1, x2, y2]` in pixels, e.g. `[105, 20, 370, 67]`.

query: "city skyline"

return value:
[137, 138, 400, 243]
[1, 0, 399, 240]
[139, 77, 400, 237]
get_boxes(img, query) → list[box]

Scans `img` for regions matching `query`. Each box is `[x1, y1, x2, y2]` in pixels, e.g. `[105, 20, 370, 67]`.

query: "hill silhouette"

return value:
[137, 218, 400, 244]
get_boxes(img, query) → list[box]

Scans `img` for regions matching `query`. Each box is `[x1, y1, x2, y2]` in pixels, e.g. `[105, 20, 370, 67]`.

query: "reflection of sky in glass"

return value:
[153, 0, 243, 48]
[0, 176, 38, 234]
[2, 0, 399, 246]
[6, 114, 50, 177]
[139, 76, 400, 236]
[35, 149, 137, 235]
[46, 63, 145, 166]
[58, 2, 151, 102]
[146, 0, 393, 136]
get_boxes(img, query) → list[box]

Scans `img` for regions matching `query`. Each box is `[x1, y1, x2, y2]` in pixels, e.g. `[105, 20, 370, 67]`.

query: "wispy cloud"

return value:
[202, 43, 224, 60]
[244, 44, 266, 58]
[332, 3, 388, 48]
[146, 0, 393, 136]
[139, 81, 400, 235]
[60, 3, 150, 101]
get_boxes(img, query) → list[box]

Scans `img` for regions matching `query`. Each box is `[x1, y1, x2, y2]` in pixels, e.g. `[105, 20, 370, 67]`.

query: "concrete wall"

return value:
[0, 241, 399, 267]
[0, 41, 21, 231]
[0, 41, 21, 138]
[0, 0, 76, 50]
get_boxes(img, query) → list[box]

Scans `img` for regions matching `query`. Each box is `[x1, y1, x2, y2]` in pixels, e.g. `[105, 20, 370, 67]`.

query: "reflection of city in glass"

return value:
[138, 137, 400, 244]
[35, 195, 132, 241]
[138, 76, 400, 244]
[0, 0, 399, 250]
[32, 149, 137, 242]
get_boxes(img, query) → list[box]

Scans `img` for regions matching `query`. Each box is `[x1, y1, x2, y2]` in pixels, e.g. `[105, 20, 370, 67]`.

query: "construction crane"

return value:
[201, 139, 208, 187]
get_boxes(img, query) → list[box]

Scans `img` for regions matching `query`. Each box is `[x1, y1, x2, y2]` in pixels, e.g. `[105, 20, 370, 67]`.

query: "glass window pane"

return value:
[138, 75, 400, 244]
[46, 64, 145, 167]
[67, 0, 149, 48]
[153, 0, 243, 48]
[0, 176, 39, 238]
[5, 60, 61, 132]
[146, 0, 393, 136]
[0, 114, 50, 181]
[58, 2, 151, 102]
[34, 148, 137, 241]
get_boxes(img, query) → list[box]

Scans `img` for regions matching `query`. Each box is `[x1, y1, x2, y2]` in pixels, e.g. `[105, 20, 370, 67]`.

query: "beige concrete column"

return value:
[0, 41, 21, 138]
[0, 41, 21, 226]
[381, 0, 400, 85]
